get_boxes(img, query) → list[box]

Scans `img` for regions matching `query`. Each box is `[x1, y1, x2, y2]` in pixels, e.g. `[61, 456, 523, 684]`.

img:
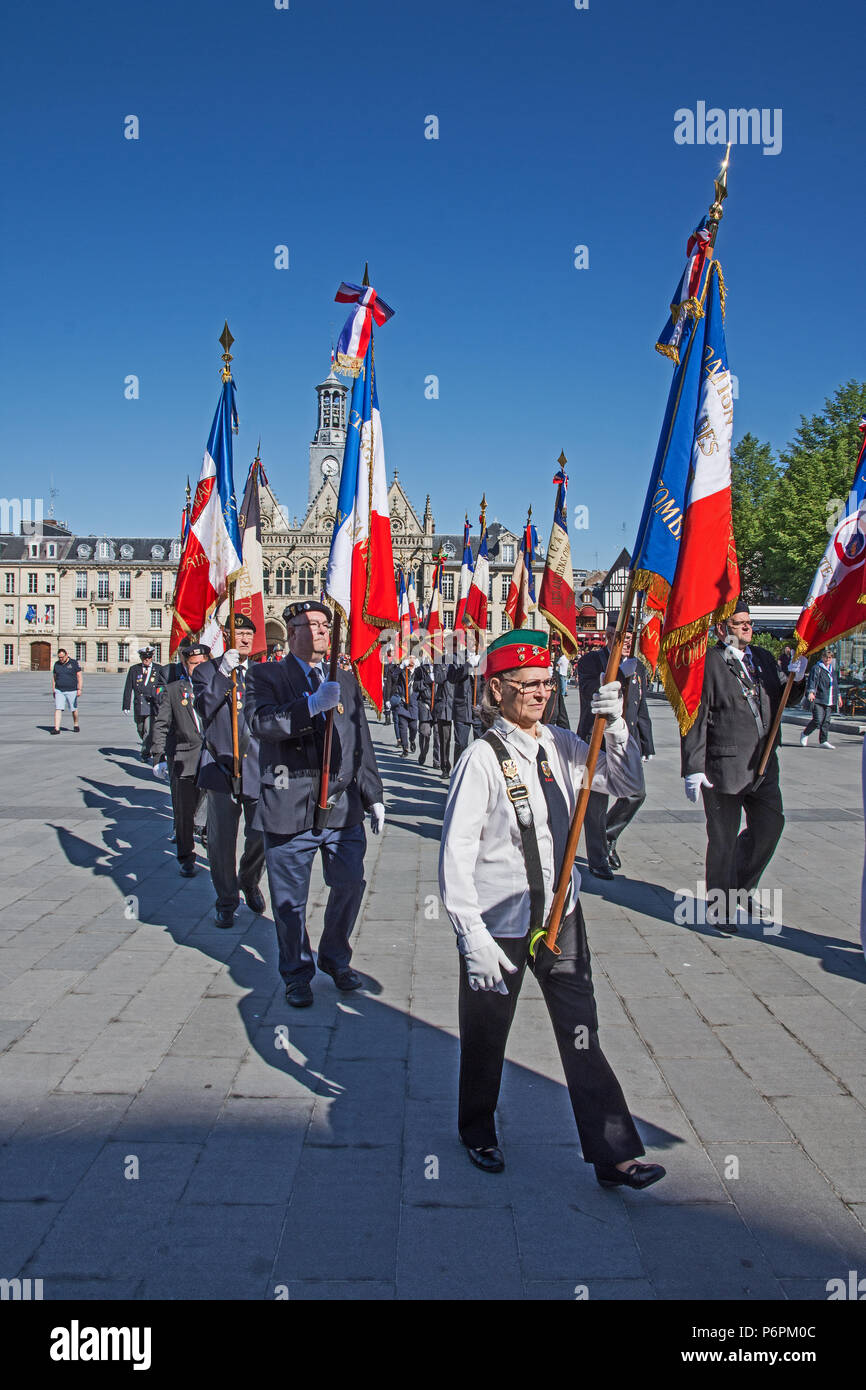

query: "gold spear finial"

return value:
[256, 436, 261, 461]
[527, 504, 533, 522]
[558, 449, 567, 468]
[185, 475, 191, 504]
[219, 322, 234, 381]
[362, 263, 370, 287]
[708, 145, 731, 247]
[479, 493, 487, 529]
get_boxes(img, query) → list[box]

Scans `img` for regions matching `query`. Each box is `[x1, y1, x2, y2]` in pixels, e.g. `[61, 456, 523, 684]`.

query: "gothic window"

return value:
[263, 567, 270, 596]
[275, 564, 292, 597]
[299, 564, 315, 597]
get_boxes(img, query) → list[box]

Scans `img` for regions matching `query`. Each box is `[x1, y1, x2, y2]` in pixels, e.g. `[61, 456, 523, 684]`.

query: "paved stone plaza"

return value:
[1, 673, 865, 1301]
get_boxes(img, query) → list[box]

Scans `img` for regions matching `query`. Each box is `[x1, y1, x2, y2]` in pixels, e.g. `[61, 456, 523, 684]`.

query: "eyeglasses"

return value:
[501, 678, 557, 696]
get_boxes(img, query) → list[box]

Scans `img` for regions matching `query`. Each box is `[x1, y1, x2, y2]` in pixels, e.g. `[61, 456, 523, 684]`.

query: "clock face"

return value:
[321, 458, 338, 477]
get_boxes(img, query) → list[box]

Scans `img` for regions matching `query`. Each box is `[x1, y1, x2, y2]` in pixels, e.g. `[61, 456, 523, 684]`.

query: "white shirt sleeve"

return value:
[438, 747, 497, 944]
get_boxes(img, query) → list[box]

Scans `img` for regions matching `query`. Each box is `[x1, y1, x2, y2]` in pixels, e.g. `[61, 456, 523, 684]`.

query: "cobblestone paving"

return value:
[1, 675, 864, 1300]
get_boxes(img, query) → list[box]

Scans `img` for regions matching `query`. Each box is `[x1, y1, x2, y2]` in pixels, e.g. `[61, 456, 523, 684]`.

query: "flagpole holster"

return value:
[313, 801, 333, 832]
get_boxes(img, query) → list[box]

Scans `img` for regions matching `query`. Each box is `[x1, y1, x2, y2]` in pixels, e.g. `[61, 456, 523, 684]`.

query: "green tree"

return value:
[762, 380, 866, 603]
[730, 433, 778, 602]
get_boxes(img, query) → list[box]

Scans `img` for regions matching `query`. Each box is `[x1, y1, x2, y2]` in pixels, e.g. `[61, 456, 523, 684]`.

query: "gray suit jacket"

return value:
[150, 677, 204, 778]
[246, 653, 383, 835]
[681, 642, 783, 795]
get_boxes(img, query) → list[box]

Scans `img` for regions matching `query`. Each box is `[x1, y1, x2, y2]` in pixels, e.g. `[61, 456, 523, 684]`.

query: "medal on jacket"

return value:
[337, 702, 344, 715]
[539, 759, 553, 781]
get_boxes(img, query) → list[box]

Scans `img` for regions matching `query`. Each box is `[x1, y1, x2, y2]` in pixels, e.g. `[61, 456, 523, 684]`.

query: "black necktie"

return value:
[308, 666, 321, 693]
[743, 648, 757, 681]
[536, 746, 570, 881]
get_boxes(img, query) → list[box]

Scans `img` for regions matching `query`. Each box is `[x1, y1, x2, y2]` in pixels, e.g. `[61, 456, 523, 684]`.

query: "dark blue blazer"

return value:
[245, 653, 383, 835]
[192, 657, 262, 800]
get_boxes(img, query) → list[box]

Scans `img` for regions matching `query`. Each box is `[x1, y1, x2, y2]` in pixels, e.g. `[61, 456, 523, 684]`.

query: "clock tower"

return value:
[308, 364, 349, 506]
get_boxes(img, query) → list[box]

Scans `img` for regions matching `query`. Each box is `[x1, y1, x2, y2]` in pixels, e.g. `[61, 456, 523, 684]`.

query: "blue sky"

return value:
[2, 0, 863, 570]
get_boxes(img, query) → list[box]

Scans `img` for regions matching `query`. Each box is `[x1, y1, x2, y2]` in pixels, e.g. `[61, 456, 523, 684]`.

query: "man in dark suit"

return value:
[245, 600, 385, 1008]
[578, 625, 647, 876]
[121, 646, 165, 759]
[390, 657, 419, 757]
[448, 654, 478, 759]
[193, 613, 266, 927]
[432, 658, 454, 778]
[151, 642, 210, 876]
[413, 657, 434, 765]
[682, 599, 802, 929]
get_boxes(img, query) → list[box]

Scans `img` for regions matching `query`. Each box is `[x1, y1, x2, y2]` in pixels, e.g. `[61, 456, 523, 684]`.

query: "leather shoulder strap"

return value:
[483, 731, 545, 934]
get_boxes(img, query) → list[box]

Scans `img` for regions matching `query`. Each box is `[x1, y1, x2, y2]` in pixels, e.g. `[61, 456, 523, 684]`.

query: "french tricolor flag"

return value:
[660, 262, 740, 729]
[454, 517, 474, 642]
[462, 514, 489, 635]
[325, 338, 398, 709]
[170, 378, 243, 655]
[334, 282, 395, 375]
[407, 569, 419, 627]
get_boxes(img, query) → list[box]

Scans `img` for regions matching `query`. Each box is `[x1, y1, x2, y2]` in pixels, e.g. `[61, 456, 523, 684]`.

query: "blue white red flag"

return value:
[656, 217, 712, 366]
[424, 556, 445, 655]
[171, 377, 243, 655]
[334, 282, 395, 377]
[398, 567, 413, 655]
[659, 262, 740, 731]
[454, 517, 474, 640]
[505, 517, 538, 631]
[462, 512, 489, 634]
[538, 466, 578, 657]
[325, 338, 398, 708]
[407, 569, 418, 627]
[795, 417, 866, 652]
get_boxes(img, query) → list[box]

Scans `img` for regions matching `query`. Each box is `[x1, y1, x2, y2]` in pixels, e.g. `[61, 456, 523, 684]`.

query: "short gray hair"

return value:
[479, 667, 517, 729]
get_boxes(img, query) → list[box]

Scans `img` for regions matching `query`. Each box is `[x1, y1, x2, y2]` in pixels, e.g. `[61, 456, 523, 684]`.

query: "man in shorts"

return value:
[51, 648, 82, 734]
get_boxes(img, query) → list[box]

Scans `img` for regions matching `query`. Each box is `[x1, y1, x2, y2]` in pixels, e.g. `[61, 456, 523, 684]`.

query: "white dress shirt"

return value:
[439, 714, 644, 941]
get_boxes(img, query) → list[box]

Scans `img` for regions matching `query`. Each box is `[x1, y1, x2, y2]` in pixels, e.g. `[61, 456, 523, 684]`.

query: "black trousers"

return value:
[418, 720, 431, 764]
[802, 702, 831, 742]
[457, 905, 643, 1164]
[585, 789, 646, 865]
[434, 721, 452, 773]
[396, 713, 418, 753]
[170, 767, 205, 868]
[453, 720, 472, 759]
[263, 823, 366, 984]
[701, 770, 785, 899]
[206, 790, 266, 911]
[135, 714, 155, 756]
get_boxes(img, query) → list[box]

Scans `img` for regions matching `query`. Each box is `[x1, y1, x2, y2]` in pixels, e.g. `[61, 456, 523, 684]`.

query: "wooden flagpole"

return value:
[218, 323, 243, 800]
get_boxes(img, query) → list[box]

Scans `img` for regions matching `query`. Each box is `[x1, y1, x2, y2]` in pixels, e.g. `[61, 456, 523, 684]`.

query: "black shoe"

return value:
[179, 861, 196, 878]
[410, 743, 416, 752]
[73, 726, 80, 733]
[214, 908, 236, 929]
[595, 1160, 666, 1190]
[321, 965, 364, 991]
[607, 843, 621, 870]
[285, 980, 314, 1008]
[400, 748, 409, 758]
[588, 862, 614, 881]
[241, 885, 266, 914]
[50, 728, 60, 735]
[466, 1145, 505, 1173]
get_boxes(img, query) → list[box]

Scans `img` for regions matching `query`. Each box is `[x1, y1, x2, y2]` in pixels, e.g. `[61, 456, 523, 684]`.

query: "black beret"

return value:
[222, 612, 257, 632]
[283, 600, 332, 623]
[179, 642, 211, 657]
[731, 597, 750, 617]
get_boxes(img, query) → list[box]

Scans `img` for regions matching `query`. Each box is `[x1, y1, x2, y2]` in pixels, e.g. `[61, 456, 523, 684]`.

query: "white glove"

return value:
[790, 656, 808, 681]
[461, 927, 519, 994]
[308, 680, 341, 716]
[370, 802, 385, 835]
[590, 680, 623, 724]
[152, 760, 170, 782]
[619, 657, 638, 678]
[467, 652, 480, 668]
[219, 648, 242, 675]
[685, 772, 713, 803]
[122, 708, 131, 716]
